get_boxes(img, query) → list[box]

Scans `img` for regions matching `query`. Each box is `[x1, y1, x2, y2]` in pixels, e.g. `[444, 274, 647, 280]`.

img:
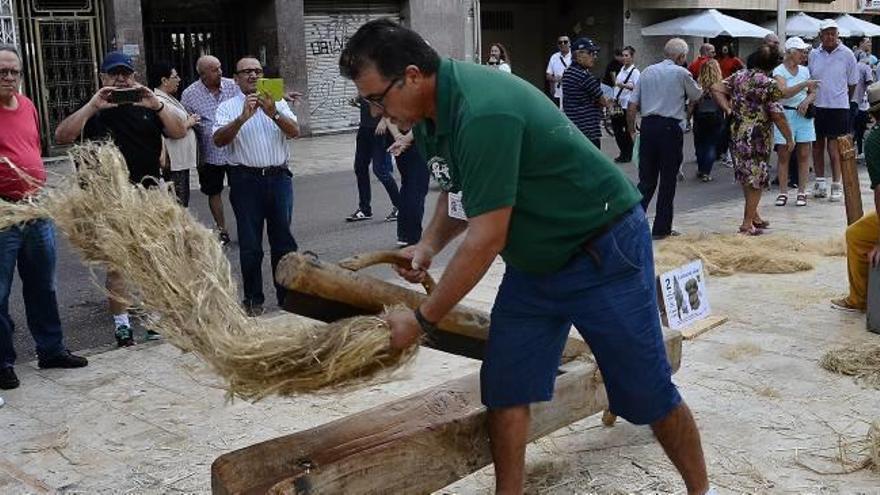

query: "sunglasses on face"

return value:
[558, 40, 570, 45]
[107, 68, 133, 77]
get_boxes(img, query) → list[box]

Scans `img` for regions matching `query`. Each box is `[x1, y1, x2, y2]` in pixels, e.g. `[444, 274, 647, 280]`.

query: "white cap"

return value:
[819, 19, 839, 32]
[784, 37, 810, 51]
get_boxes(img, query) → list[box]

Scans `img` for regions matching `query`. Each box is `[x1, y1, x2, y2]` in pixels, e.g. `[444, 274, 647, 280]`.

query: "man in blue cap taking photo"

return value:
[56, 51, 187, 348]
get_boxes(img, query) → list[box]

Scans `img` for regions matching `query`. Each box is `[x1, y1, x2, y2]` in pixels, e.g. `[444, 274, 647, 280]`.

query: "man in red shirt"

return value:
[688, 43, 715, 79]
[0, 44, 87, 391]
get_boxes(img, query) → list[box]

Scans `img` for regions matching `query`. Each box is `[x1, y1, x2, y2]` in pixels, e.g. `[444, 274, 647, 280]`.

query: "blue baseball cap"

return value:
[572, 37, 600, 53]
[101, 52, 134, 73]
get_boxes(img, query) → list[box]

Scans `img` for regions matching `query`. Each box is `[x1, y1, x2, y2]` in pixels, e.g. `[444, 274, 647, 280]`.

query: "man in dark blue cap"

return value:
[561, 37, 608, 149]
[55, 51, 187, 348]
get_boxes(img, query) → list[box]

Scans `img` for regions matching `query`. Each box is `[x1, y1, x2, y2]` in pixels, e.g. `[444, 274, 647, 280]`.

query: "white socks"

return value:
[113, 313, 130, 329]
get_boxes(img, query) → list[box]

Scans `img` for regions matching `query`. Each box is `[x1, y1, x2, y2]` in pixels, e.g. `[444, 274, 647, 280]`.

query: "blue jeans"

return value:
[481, 207, 680, 424]
[393, 142, 430, 245]
[355, 126, 399, 214]
[228, 168, 298, 308]
[0, 219, 65, 368]
[693, 112, 724, 176]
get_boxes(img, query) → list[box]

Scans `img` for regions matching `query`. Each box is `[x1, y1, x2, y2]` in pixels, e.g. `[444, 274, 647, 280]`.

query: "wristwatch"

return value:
[413, 307, 439, 339]
[272, 111, 281, 121]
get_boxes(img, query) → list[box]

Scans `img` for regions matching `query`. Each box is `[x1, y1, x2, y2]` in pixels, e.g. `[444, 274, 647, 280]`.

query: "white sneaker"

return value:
[812, 181, 828, 199]
[0, 396, 4, 408]
[829, 183, 842, 202]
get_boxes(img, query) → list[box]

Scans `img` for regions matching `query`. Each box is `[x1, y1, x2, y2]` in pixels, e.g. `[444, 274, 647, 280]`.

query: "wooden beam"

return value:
[211, 330, 682, 495]
[275, 252, 589, 361]
[679, 314, 728, 340]
[838, 135, 863, 226]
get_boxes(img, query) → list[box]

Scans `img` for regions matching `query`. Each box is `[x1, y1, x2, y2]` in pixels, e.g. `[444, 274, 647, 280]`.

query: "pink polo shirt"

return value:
[0, 94, 45, 201]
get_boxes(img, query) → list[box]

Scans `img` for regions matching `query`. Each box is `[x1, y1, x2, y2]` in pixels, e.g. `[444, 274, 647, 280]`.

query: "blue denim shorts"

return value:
[480, 206, 681, 425]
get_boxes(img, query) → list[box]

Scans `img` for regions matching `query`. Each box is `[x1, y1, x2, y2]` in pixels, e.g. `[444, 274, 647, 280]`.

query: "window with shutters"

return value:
[0, 0, 16, 45]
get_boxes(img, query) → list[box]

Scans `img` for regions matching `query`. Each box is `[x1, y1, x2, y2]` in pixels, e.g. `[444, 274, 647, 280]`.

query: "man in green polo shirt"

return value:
[339, 20, 710, 494]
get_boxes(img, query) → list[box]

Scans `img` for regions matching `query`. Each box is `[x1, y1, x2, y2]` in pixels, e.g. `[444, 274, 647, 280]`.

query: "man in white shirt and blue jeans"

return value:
[213, 56, 299, 316]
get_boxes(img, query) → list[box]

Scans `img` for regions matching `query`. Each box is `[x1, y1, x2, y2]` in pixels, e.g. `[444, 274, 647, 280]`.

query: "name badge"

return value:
[448, 192, 467, 221]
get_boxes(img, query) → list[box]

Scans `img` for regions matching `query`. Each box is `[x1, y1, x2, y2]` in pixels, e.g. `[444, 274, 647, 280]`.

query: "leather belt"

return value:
[232, 165, 289, 176]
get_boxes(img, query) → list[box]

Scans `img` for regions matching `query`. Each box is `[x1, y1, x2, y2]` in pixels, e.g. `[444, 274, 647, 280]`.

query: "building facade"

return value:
[3, 0, 877, 150]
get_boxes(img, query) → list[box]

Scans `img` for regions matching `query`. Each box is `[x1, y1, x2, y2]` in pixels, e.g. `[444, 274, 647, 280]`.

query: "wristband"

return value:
[156, 101, 165, 113]
[413, 307, 439, 339]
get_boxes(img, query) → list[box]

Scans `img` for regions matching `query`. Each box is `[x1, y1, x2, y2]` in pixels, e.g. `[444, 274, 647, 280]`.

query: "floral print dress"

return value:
[724, 69, 784, 189]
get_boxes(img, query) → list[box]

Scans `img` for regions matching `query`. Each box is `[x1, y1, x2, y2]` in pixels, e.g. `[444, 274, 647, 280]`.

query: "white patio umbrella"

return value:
[835, 14, 880, 37]
[641, 9, 772, 38]
[763, 12, 851, 38]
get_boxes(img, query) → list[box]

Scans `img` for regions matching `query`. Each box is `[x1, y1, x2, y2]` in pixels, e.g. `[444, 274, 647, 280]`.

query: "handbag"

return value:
[804, 103, 816, 119]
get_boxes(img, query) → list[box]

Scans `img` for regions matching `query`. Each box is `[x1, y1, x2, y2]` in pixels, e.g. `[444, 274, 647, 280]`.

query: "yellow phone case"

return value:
[257, 78, 285, 101]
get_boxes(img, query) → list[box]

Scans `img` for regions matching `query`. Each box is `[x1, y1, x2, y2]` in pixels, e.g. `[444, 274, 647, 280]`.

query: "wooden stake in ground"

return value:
[838, 135, 863, 225]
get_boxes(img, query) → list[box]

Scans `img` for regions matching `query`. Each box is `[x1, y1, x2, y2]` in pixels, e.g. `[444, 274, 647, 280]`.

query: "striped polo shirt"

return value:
[213, 94, 297, 168]
[561, 63, 603, 140]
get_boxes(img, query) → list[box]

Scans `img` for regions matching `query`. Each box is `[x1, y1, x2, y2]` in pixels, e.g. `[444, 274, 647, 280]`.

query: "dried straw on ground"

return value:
[820, 344, 880, 390]
[654, 233, 844, 277]
[0, 143, 416, 400]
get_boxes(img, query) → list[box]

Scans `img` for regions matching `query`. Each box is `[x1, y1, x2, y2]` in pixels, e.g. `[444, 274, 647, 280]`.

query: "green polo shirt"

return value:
[414, 58, 642, 274]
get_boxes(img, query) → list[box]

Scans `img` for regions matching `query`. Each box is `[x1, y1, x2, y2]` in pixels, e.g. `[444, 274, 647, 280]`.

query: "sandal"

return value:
[752, 219, 770, 229]
[774, 194, 787, 206]
[738, 225, 764, 236]
[796, 194, 807, 207]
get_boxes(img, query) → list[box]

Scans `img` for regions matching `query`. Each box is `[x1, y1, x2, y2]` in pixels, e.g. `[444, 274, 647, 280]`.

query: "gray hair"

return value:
[664, 38, 689, 60]
[764, 33, 780, 45]
[0, 44, 21, 62]
[700, 43, 714, 56]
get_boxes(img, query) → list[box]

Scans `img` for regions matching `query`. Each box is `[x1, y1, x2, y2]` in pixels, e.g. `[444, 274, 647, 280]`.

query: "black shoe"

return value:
[38, 350, 88, 369]
[0, 367, 19, 389]
[245, 304, 264, 317]
[652, 230, 682, 241]
[218, 230, 231, 246]
[345, 209, 372, 222]
[115, 324, 134, 348]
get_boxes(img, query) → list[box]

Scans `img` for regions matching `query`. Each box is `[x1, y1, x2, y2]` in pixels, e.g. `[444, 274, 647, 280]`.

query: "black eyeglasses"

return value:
[107, 68, 133, 77]
[0, 68, 21, 78]
[236, 68, 264, 76]
[362, 77, 400, 112]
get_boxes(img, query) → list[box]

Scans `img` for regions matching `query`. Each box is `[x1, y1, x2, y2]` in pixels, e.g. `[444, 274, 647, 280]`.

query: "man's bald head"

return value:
[700, 43, 715, 57]
[764, 33, 780, 48]
[196, 55, 222, 87]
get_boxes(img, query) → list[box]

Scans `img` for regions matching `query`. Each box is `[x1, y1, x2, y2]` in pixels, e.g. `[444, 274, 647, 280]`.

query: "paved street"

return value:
[9, 131, 743, 360]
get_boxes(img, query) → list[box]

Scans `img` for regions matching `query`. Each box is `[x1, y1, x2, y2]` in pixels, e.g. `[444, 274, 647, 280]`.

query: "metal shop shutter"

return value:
[304, 1, 400, 133]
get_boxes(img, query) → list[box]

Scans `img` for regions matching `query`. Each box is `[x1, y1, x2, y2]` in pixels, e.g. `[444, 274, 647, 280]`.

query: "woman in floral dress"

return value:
[712, 45, 815, 235]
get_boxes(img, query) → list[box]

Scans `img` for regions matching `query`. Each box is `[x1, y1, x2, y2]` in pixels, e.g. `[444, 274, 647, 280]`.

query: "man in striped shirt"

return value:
[181, 56, 241, 246]
[561, 37, 608, 149]
[213, 56, 299, 316]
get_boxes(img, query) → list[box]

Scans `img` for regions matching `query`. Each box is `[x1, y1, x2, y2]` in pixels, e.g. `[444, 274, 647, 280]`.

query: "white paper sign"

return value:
[659, 260, 710, 330]
[122, 44, 140, 57]
[448, 191, 467, 221]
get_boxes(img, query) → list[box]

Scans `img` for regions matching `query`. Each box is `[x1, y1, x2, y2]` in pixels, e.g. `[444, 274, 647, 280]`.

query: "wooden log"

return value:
[211, 329, 682, 495]
[838, 135, 863, 226]
[276, 252, 589, 361]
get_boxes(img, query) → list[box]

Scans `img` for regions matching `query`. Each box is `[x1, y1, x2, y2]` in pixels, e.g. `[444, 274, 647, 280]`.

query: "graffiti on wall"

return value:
[305, 12, 396, 131]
